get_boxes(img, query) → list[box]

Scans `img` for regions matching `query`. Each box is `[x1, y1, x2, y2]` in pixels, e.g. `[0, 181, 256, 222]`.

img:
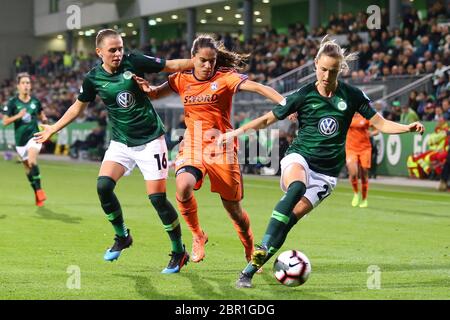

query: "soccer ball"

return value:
[273, 250, 311, 287]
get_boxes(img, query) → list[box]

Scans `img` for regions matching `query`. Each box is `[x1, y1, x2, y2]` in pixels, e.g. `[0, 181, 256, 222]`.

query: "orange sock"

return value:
[230, 209, 254, 260]
[361, 176, 369, 200]
[176, 195, 203, 237]
[350, 176, 359, 193]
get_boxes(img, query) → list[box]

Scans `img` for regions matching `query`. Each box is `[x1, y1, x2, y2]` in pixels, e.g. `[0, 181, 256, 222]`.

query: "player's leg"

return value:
[359, 148, 372, 208]
[146, 179, 188, 273]
[27, 146, 47, 206]
[221, 199, 254, 262]
[138, 136, 188, 273]
[175, 166, 208, 263]
[237, 154, 336, 288]
[237, 155, 308, 288]
[346, 152, 360, 207]
[208, 161, 254, 263]
[98, 161, 131, 261]
[98, 141, 134, 261]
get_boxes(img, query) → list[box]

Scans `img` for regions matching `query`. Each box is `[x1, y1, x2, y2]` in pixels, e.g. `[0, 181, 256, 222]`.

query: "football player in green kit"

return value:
[3, 72, 48, 207]
[217, 36, 425, 288]
[35, 29, 194, 273]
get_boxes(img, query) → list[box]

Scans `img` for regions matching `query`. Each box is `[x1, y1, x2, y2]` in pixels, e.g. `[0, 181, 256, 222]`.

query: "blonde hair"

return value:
[315, 35, 359, 72]
[96, 29, 120, 48]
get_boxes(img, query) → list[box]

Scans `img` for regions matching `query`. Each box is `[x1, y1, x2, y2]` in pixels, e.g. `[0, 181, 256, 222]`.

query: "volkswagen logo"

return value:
[116, 91, 135, 108]
[318, 117, 339, 136]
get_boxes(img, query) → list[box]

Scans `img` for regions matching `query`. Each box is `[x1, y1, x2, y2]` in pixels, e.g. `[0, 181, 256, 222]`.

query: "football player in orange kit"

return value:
[134, 34, 285, 264]
[345, 112, 378, 208]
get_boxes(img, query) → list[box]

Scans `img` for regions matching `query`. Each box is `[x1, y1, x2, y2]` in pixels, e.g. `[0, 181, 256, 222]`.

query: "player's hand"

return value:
[408, 122, 425, 135]
[34, 124, 56, 143]
[133, 75, 158, 99]
[17, 109, 27, 118]
[287, 113, 298, 122]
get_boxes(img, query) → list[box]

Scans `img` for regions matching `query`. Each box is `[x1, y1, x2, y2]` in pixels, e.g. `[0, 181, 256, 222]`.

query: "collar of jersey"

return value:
[192, 69, 217, 82]
[100, 64, 123, 76]
[314, 80, 342, 99]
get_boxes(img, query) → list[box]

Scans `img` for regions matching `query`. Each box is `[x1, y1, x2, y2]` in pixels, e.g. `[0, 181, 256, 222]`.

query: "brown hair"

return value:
[16, 72, 30, 84]
[315, 35, 359, 72]
[191, 34, 249, 70]
[96, 29, 120, 47]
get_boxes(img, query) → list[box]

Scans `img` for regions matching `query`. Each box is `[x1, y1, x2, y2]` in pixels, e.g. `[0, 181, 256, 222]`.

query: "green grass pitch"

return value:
[0, 158, 449, 300]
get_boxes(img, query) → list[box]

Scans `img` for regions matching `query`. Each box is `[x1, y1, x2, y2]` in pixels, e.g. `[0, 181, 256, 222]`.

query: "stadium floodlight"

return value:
[120, 32, 126, 37]
[256, 18, 263, 23]
[156, 17, 163, 22]
[254, 11, 261, 15]
[263, 0, 270, 3]
[57, 35, 63, 40]
[132, 30, 138, 35]
[171, 15, 178, 20]
[238, 21, 244, 25]
[200, 19, 207, 24]
[78, 31, 84, 36]
[148, 19, 157, 26]
[127, 22, 133, 28]
[224, 5, 231, 10]
[205, 9, 212, 14]
[217, 17, 223, 21]
[235, 13, 242, 19]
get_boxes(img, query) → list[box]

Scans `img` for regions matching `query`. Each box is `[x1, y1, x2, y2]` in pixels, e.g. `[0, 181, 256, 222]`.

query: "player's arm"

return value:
[133, 75, 173, 99]
[162, 58, 194, 73]
[369, 113, 424, 135]
[239, 80, 285, 104]
[34, 100, 88, 143]
[217, 111, 279, 145]
[2, 109, 26, 126]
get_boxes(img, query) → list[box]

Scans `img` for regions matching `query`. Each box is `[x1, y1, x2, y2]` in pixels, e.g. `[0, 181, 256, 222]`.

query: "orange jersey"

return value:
[168, 68, 248, 147]
[346, 113, 371, 152]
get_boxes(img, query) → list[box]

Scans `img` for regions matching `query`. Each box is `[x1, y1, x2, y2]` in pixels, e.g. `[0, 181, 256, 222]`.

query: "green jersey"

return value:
[78, 53, 166, 147]
[273, 81, 376, 177]
[3, 96, 42, 146]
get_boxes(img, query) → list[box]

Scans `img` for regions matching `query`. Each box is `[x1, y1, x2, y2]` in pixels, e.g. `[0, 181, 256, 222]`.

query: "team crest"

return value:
[116, 91, 136, 108]
[30, 103, 36, 109]
[337, 100, 347, 111]
[210, 82, 218, 91]
[318, 117, 339, 136]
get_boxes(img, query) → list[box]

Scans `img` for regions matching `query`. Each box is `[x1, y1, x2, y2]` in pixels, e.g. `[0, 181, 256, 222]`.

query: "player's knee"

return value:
[287, 181, 307, 201]
[149, 193, 167, 210]
[176, 184, 193, 201]
[97, 176, 116, 196]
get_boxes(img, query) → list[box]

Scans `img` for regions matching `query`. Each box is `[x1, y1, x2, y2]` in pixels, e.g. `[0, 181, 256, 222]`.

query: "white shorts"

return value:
[280, 153, 337, 208]
[15, 138, 42, 161]
[103, 136, 168, 181]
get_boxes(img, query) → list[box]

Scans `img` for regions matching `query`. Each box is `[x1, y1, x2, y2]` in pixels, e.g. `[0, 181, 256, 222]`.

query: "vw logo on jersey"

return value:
[318, 117, 339, 136]
[210, 82, 218, 91]
[30, 103, 36, 110]
[116, 91, 136, 108]
[337, 100, 347, 111]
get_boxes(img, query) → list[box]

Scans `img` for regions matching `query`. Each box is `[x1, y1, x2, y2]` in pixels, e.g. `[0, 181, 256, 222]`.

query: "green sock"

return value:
[29, 165, 42, 190]
[106, 210, 128, 238]
[242, 182, 305, 277]
[149, 193, 184, 253]
[26, 172, 37, 192]
[261, 181, 306, 249]
[243, 213, 299, 277]
[97, 176, 128, 238]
